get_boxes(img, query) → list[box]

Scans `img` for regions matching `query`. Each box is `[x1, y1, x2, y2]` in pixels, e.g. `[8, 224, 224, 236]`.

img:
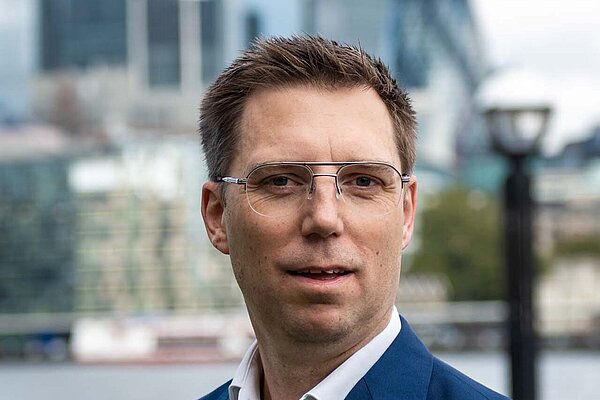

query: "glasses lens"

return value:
[337, 163, 403, 215]
[246, 164, 311, 217]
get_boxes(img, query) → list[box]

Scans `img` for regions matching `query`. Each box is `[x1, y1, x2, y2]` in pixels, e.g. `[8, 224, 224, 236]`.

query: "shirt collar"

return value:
[229, 306, 401, 400]
[229, 339, 261, 400]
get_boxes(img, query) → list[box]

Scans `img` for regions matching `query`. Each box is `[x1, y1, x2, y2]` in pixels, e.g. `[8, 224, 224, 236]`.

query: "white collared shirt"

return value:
[229, 306, 401, 400]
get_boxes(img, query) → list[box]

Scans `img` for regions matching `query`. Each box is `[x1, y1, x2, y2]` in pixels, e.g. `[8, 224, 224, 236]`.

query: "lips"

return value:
[287, 267, 352, 280]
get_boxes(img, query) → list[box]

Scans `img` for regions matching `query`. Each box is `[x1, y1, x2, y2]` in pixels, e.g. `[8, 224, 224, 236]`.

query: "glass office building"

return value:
[0, 157, 75, 314]
[40, 0, 128, 70]
[309, 0, 485, 170]
[39, 0, 224, 88]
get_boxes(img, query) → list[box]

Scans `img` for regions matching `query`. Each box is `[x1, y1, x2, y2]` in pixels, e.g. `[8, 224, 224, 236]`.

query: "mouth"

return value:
[287, 267, 353, 281]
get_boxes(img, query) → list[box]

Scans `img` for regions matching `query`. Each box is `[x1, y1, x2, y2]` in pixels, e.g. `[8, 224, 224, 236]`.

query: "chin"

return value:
[282, 308, 355, 344]
[286, 323, 352, 344]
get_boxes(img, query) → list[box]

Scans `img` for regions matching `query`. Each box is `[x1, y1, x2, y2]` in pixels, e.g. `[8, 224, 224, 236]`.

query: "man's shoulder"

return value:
[354, 316, 509, 400]
[427, 356, 508, 400]
[198, 380, 231, 400]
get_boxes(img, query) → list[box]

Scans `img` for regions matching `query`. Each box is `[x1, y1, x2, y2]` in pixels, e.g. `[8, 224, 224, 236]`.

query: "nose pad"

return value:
[307, 174, 343, 201]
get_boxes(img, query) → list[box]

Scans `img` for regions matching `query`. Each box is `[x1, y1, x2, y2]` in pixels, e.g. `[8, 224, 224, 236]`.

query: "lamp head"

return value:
[484, 105, 551, 157]
[479, 69, 553, 157]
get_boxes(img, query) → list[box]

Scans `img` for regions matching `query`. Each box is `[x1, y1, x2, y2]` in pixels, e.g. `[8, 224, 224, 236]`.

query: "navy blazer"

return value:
[200, 316, 509, 400]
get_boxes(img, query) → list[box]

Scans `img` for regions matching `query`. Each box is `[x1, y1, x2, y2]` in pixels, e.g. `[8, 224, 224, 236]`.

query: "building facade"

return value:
[0, 126, 75, 314]
[70, 137, 242, 313]
[308, 0, 485, 171]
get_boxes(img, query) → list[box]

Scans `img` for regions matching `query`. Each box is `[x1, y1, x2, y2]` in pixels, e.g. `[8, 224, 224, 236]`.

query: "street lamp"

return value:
[485, 105, 551, 157]
[479, 69, 553, 400]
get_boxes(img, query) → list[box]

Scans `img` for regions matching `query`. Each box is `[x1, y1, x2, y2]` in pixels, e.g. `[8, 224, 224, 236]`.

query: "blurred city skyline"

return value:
[0, 0, 598, 366]
[2, 0, 600, 154]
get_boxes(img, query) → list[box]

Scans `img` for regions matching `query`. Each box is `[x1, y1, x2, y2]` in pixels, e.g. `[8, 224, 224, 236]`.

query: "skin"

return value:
[202, 85, 417, 399]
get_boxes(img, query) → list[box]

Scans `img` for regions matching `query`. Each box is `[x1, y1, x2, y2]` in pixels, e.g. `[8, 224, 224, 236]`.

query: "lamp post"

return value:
[480, 70, 552, 400]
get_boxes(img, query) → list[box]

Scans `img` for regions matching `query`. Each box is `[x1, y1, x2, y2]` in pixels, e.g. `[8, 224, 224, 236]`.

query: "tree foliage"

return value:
[555, 235, 600, 257]
[409, 187, 503, 301]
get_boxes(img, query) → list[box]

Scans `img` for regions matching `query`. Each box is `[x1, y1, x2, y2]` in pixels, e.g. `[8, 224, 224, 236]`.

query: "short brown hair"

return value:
[199, 35, 417, 180]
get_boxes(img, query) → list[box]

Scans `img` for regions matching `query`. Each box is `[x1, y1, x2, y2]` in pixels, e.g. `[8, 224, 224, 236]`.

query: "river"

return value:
[1, 351, 598, 399]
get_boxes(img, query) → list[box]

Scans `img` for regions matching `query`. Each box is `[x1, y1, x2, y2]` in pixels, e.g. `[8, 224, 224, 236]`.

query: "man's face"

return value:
[202, 85, 417, 347]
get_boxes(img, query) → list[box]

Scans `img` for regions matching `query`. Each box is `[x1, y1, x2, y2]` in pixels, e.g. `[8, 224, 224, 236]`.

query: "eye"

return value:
[248, 165, 311, 194]
[270, 176, 289, 186]
[355, 176, 375, 187]
[261, 173, 306, 188]
[341, 174, 382, 188]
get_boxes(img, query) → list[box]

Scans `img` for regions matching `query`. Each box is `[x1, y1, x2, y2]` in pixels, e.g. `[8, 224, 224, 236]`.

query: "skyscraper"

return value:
[40, 0, 128, 71]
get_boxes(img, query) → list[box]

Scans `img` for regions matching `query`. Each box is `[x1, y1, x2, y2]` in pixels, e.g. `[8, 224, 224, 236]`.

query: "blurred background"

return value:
[0, 0, 599, 399]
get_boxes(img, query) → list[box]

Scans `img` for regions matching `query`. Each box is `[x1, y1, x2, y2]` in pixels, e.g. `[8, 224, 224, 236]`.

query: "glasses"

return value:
[216, 161, 410, 217]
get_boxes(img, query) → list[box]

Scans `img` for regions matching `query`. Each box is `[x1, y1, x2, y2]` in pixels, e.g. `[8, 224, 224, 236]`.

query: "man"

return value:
[200, 36, 508, 400]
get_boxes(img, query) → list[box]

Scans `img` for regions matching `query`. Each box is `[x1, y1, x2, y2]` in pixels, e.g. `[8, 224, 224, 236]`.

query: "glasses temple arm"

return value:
[216, 176, 247, 185]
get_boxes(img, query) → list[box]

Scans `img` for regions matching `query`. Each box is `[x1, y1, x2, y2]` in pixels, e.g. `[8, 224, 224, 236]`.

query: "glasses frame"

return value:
[216, 162, 411, 217]
[216, 161, 410, 192]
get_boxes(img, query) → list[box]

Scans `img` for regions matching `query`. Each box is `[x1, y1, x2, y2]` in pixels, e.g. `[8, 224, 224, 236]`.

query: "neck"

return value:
[258, 343, 350, 400]
[255, 309, 392, 400]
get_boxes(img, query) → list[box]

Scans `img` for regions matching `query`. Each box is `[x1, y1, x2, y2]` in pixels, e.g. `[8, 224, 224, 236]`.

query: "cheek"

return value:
[366, 218, 404, 274]
[234, 219, 286, 257]
[226, 209, 289, 279]
[229, 223, 260, 279]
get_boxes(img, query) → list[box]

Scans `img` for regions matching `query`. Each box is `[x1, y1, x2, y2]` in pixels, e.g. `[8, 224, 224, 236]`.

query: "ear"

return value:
[201, 181, 230, 254]
[401, 176, 417, 250]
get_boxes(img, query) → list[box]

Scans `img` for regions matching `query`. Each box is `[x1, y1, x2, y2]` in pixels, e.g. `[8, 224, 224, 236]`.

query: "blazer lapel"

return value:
[217, 388, 229, 400]
[346, 316, 433, 400]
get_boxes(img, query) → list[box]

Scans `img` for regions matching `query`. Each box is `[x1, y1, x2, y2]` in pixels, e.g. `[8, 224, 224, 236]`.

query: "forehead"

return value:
[233, 85, 400, 173]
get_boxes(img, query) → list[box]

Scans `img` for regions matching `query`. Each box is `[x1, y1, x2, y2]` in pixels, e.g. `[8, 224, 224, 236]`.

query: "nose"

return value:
[300, 175, 344, 238]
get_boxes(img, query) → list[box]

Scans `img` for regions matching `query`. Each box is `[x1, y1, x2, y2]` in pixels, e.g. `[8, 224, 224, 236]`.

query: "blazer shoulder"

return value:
[198, 380, 231, 400]
[428, 357, 509, 400]
[348, 316, 509, 400]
